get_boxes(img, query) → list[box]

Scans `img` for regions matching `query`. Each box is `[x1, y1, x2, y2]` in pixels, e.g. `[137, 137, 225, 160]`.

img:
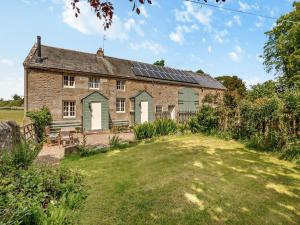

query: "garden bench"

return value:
[110, 120, 130, 133]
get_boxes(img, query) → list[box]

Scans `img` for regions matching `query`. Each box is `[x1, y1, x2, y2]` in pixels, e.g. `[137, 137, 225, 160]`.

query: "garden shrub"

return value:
[1, 140, 41, 170]
[109, 135, 122, 148]
[177, 122, 189, 134]
[26, 106, 52, 142]
[280, 144, 300, 161]
[0, 140, 86, 225]
[134, 122, 156, 140]
[188, 117, 201, 133]
[0, 165, 86, 225]
[154, 119, 177, 136]
[188, 105, 219, 134]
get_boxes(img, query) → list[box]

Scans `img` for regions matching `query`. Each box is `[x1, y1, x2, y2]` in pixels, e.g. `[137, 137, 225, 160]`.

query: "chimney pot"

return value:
[97, 48, 104, 58]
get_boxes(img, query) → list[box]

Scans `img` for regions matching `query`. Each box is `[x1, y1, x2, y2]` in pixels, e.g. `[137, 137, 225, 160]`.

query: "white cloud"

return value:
[238, 1, 259, 11]
[124, 18, 145, 37]
[130, 41, 166, 55]
[174, 8, 191, 23]
[62, 0, 142, 41]
[238, 1, 251, 11]
[229, 46, 244, 62]
[233, 15, 241, 25]
[208, 46, 212, 54]
[255, 16, 264, 28]
[214, 29, 228, 44]
[225, 15, 241, 27]
[139, 5, 149, 18]
[169, 25, 198, 44]
[175, 2, 213, 28]
[0, 58, 14, 66]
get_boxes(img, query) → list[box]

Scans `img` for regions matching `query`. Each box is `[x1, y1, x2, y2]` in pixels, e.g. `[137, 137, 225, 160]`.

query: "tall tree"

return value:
[263, 2, 300, 89]
[247, 80, 278, 101]
[153, 59, 165, 67]
[215, 75, 246, 108]
[12, 94, 22, 101]
[71, 0, 226, 29]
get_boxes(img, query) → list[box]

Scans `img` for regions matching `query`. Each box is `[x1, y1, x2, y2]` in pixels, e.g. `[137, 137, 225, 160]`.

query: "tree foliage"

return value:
[26, 107, 52, 142]
[71, 0, 226, 29]
[247, 80, 277, 101]
[215, 75, 246, 108]
[153, 59, 165, 67]
[196, 69, 205, 74]
[0, 94, 24, 107]
[263, 2, 300, 89]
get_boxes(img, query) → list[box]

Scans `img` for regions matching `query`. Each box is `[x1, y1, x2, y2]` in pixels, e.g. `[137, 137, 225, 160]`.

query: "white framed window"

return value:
[156, 105, 163, 113]
[116, 98, 125, 113]
[63, 75, 75, 88]
[63, 101, 76, 118]
[116, 80, 125, 91]
[130, 99, 135, 112]
[89, 77, 100, 89]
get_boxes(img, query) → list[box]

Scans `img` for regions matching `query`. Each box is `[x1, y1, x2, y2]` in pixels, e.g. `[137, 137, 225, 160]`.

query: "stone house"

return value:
[23, 37, 225, 131]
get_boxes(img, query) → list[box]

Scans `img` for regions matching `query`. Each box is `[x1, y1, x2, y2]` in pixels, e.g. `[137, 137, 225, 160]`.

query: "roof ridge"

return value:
[41, 44, 199, 73]
[41, 44, 96, 56]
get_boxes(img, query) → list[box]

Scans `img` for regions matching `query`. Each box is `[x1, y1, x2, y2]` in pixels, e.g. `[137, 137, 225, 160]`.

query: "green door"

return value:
[82, 91, 109, 131]
[132, 91, 154, 124]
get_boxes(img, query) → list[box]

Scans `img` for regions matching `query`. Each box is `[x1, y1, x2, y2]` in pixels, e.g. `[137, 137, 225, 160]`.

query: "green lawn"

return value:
[0, 110, 24, 125]
[62, 134, 300, 225]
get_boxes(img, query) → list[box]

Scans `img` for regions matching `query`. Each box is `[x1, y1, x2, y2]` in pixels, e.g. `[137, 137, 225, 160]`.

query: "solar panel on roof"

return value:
[131, 62, 199, 84]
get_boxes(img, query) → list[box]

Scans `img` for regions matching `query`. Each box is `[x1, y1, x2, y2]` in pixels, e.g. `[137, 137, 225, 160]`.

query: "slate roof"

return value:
[24, 44, 226, 90]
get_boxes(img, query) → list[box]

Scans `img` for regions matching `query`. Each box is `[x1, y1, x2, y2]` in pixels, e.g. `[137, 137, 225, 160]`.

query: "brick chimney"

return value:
[96, 48, 104, 57]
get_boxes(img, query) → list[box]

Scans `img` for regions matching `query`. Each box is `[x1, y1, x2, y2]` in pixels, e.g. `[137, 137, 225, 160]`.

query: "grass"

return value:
[0, 109, 24, 125]
[62, 134, 300, 225]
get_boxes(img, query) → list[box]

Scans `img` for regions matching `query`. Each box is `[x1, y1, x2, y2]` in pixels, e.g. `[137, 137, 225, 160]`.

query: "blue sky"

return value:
[0, 0, 295, 99]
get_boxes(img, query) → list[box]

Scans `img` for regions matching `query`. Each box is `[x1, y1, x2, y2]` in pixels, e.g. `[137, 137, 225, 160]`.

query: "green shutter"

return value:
[178, 88, 199, 112]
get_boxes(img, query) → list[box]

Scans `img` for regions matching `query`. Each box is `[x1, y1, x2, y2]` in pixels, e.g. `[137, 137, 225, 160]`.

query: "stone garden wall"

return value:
[0, 121, 21, 153]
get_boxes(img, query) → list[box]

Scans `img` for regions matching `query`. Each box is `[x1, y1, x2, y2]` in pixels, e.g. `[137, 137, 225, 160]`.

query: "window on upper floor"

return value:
[155, 105, 163, 113]
[116, 98, 125, 113]
[63, 75, 75, 88]
[63, 101, 76, 118]
[116, 80, 125, 91]
[89, 77, 100, 89]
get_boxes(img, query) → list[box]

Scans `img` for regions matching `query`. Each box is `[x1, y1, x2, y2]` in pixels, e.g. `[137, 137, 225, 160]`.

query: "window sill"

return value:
[63, 86, 75, 89]
[63, 116, 76, 119]
[116, 111, 126, 114]
[89, 87, 99, 90]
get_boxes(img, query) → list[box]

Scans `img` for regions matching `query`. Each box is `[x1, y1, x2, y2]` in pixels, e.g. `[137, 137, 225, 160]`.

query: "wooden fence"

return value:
[178, 111, 198, 123]
[20, 123, 37, 142]
[155, 111, 171, 120]
[155, 111, 198, 123]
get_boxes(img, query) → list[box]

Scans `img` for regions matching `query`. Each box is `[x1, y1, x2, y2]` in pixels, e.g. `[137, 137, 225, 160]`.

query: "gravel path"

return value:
[37, 132, 135, 164]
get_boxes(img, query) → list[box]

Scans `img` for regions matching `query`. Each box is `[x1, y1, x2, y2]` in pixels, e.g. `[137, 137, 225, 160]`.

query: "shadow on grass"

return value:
[63, 134, 300, 225]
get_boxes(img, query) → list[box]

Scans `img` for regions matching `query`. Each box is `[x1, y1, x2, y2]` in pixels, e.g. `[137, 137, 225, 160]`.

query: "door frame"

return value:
[81, 91, 109, 131]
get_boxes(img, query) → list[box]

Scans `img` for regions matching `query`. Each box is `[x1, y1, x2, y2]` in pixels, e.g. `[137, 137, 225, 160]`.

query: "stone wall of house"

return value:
[0, 121, 21, 153]
[26, 69, 224, 124]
